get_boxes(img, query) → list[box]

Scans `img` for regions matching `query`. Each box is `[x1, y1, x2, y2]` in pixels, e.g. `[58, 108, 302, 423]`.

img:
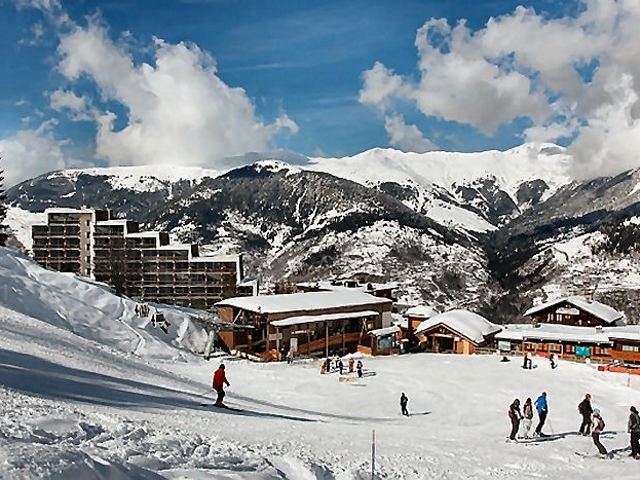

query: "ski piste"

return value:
[574, 451, 613, 459]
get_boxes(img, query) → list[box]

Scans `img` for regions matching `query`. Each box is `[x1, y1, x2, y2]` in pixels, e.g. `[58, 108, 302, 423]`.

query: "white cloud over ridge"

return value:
[0, 121, 79, 187]
[360, 0, 640, 179]
[384, 113, 438, 153]
[55, 22, 296, 168]
[5, 1, 297, 184]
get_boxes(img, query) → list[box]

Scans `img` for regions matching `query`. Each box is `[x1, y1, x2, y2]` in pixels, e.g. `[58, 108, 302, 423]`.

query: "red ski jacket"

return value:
[212, 368, 228, 388]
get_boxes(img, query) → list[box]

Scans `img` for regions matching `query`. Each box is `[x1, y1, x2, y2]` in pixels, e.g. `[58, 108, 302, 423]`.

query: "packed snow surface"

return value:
[1, 247, 639, 479]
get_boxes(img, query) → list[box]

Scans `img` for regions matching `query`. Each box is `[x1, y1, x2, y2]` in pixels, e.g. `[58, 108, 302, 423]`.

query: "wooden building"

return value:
[413, 309, 501, 354]
[604, 330, 640, 365]
[495, 324, 614, 363]
[215, 290, 393, 359]
[524, 296, 626, 327]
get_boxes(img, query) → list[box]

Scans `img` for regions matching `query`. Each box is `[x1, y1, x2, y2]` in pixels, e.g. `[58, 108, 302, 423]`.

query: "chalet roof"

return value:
[404, 305, 439, 319]
[271, 310, 379, 327]
[415, 309, 501, 344]
[494, 323, 636, 344]
[216, 290, 391, 315]
[524, 296, 625, 325]
[296, 280, 398, 293]
[369, 325, 401, 337]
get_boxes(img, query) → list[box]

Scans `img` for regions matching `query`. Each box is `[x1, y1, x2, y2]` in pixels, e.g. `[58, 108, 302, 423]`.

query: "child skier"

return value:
[520, 397, 533, 439]
[591, 408, 608, 457]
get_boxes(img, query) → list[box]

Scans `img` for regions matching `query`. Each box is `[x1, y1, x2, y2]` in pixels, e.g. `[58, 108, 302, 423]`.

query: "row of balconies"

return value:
[33, 238, 81, 248]
[33, 249, 80, 259]
[32, 225, 81, 236]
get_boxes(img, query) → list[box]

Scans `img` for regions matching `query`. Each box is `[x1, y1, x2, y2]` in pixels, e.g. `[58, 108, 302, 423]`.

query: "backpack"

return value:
[597, 417, 605, 431]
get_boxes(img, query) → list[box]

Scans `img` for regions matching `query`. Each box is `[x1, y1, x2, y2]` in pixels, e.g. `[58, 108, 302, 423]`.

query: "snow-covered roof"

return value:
[524, 296, 624, 325]
[404, 305, 439, 319]
[369, 325, 401, 337]
[271, 310, 379, 327]
[191, 254, 240, 263]
[296, 280, 398, 293]
[494, 323, 630, 344]
[126, 232, 161, 238]
[414, 309, 501, 344]
[216, 290, 391, 315]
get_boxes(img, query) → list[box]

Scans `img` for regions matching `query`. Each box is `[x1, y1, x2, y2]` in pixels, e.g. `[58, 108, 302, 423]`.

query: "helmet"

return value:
[586, 393, 591, 399]
[593, 408, 600, 415]
[219, 364, 225, 369]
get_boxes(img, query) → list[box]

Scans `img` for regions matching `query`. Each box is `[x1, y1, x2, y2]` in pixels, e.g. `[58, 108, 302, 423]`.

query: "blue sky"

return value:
[2, 0, 640, 186]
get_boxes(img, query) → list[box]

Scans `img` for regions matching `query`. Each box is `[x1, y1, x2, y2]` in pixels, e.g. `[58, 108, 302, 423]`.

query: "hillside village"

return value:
[19, 205, 640, 371]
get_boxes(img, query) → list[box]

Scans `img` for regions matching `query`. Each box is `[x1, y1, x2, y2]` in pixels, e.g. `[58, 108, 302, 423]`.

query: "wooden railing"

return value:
[298, 332, 365, 355]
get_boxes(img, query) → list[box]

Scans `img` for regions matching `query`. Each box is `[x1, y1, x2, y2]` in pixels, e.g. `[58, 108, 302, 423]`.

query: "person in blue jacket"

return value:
[534, 391, 548, 437]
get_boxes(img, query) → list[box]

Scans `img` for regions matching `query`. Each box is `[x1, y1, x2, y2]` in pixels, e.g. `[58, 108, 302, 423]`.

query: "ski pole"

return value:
[547, 416, 555, 435]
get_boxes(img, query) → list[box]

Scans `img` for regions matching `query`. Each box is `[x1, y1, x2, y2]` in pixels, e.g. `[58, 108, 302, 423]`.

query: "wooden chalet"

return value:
[413, 309, 501, 354]
[524, 296, 626, 327]
[215, 290, 393, 360]
[495, 324, 614, 363]
[605, 329, 640, 365]
[403, 305, 439, 348]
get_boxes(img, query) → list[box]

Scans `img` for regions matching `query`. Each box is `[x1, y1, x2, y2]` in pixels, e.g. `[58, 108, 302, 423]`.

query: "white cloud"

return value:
[0, 121, 80, 188]
[49, 89, 92, 120]
[53, 21, 296, 168]
[360, 0, 640, 179]
[384, 114, 438, 153]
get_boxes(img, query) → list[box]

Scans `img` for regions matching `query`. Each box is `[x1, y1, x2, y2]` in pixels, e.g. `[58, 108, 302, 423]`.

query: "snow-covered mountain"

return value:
[2, 245, 640, 478]
[6, 143, 640, 321]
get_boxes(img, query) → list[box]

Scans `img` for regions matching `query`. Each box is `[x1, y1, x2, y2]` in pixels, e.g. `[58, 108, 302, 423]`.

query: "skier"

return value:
[628, 405, 640, 459]
[534, 391, 548, 437]
[356, 360, 363, 378]
[578, 393, 593, 436]
[508, 398, 522, 441]
[550, 354, 558, 369]
[400, 393, 409, 416]
[590, 408, 608, 456]
[212, 364, 230, 407]
[348, 358, 355, 373]
[520, 397, 533, 439]
[338, 358, 344, 375]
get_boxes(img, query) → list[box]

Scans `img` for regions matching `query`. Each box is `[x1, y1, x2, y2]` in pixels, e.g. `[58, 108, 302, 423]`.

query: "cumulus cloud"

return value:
[54, 22, 296, 167]
[384, 114, 438, 153]
[0, 121, 83, 187]
[360, 0, 640, 179]
[7, 1, 297, 181]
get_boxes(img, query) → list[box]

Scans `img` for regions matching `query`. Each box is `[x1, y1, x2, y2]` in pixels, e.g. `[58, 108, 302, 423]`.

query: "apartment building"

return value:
[31, 207, 246, 310]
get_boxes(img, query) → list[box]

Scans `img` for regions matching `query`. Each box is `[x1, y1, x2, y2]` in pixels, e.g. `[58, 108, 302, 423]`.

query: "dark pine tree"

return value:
[0, 159, 8, 246]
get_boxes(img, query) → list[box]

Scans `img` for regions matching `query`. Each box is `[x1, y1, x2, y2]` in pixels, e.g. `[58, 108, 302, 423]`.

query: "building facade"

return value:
[32, 207, 244, 310]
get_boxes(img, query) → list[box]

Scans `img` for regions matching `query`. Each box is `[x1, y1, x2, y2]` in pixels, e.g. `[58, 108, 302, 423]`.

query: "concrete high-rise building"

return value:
[31, 207, 250, 310]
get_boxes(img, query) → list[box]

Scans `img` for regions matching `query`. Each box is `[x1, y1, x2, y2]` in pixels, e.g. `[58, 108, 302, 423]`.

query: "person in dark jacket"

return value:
[212, 364, 230, 406]
[356, 360, 363, 378]
[578, 393, 593, 435]
[400, 393, 409, 416]
[508, 398, 522, 441]
[534, 391, 548, 436]
[628, 405, 640, 458]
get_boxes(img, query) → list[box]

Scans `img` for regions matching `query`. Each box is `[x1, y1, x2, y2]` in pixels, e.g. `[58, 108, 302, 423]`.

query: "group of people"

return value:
[508, 391, 640, 458]
[508, 391, 548, 441]
[520, 353, 557, 370]
[321, 356, 363, 377]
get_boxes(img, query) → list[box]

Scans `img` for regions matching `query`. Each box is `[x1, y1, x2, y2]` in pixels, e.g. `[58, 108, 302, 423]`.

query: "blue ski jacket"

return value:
[535, 395, 548, 414]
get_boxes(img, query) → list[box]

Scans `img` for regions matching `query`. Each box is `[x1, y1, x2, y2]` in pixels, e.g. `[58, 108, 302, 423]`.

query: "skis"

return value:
[199, 403, 244, 412]
[574, 451, 612, 459]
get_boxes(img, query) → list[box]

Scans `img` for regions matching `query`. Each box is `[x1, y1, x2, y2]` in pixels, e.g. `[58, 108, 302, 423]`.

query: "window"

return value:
[622, 345, 640, 352]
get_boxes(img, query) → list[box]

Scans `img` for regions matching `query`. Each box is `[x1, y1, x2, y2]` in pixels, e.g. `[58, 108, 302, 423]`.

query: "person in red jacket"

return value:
[212, 364, 230, 406]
